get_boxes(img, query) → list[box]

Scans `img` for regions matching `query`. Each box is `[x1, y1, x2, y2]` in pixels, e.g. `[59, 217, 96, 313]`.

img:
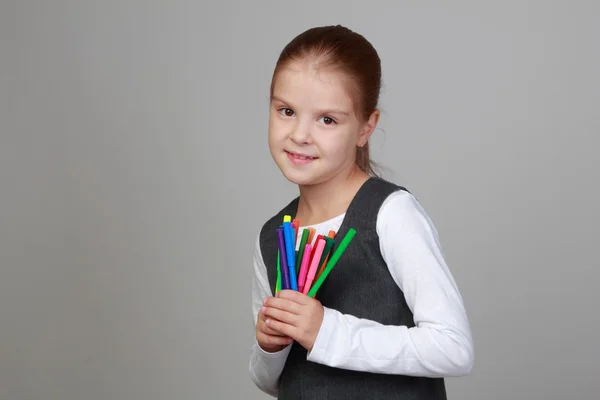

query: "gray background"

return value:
[2, 1, 599, 399]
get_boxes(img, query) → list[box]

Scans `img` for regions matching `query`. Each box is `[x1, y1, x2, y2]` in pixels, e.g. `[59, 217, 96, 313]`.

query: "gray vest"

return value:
[259, 177, 447, 399]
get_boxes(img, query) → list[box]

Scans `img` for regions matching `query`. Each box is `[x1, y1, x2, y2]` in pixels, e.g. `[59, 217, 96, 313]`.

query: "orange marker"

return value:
[307, 228, 316, 245]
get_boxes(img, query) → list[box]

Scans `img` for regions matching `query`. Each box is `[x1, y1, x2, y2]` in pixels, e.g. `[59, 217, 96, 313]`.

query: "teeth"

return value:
[290, 152, 315, 160]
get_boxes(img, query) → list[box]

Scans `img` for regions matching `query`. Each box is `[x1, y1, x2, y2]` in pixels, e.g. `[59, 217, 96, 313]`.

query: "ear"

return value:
[357, 110, 380, 147]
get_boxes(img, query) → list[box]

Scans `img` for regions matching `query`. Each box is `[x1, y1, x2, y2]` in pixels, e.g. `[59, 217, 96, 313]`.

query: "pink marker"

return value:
[302, 237, 326, 295]
[297, 243, 313, 293]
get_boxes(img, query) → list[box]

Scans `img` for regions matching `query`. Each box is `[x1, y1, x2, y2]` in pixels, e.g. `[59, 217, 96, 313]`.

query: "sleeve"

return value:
[306, 190, 474, 377]
[249, 231, 292, 397]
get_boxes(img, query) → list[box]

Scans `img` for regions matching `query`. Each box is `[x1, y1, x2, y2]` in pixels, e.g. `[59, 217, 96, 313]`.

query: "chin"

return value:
[280, 168, 331, 187]
[281, 171, 312, 186]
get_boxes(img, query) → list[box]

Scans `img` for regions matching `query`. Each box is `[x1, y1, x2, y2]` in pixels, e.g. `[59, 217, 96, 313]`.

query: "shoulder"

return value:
[376, 189, 440, 241]
[375, 189, 448, 281]
[362, 176, 408, 200]
[378, 189, 422, 220]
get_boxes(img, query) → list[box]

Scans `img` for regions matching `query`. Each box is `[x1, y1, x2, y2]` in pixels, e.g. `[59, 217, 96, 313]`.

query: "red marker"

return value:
[292, 219, 300, 243]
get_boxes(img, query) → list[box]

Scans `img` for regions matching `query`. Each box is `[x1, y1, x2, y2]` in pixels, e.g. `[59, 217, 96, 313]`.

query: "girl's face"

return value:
[268, 60, 375, 187]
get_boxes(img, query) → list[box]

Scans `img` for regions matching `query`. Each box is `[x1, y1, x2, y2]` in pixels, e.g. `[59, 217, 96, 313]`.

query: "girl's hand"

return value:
[256, 308, 293, 353]
[261, 290, 324, 352]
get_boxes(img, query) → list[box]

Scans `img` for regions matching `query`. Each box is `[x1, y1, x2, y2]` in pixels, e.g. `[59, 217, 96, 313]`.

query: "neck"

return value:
[296, 165, 370, 225]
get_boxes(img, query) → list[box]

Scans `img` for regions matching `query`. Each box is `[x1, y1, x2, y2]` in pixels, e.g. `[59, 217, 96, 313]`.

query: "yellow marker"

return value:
[283, 215, 292, 223]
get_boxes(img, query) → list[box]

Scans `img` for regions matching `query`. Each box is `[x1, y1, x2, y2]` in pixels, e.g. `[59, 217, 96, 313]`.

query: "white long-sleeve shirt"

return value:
[249, 189, 474, 397]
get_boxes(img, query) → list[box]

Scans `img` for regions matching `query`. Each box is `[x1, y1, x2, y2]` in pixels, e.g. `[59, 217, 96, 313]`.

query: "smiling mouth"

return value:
[285, 150, 318, 160]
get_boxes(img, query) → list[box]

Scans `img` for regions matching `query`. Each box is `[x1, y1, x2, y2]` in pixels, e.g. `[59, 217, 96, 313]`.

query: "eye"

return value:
[278, 108, 295, 117]
[318, 116, 337, 125]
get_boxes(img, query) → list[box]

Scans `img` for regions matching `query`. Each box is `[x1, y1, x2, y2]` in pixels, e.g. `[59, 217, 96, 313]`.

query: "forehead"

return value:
[272, 60, 355, 112]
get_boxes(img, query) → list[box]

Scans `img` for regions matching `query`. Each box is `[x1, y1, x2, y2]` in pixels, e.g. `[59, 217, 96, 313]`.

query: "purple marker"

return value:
[277, 227, 290, 290]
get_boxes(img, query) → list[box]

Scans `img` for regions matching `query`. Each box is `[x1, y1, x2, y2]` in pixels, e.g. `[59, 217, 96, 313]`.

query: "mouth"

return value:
[285, 150, 318, 165]
[285, 150, 318, 160]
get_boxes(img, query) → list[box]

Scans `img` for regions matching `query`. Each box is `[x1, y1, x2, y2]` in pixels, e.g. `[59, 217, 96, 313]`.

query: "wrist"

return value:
[307, 306, 336, 360]
[258, 342, 288, 354]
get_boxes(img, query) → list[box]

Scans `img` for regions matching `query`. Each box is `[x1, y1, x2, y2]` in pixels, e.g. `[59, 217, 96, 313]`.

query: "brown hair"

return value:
[270, 25, 382, 176]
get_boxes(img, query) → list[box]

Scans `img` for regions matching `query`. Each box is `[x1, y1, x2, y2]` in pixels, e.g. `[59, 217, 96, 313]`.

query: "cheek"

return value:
[267, 119, 279, 144]
[268, 117, 285, 140]
[318, 129, 357, 158]
[268, 120, 289, 156]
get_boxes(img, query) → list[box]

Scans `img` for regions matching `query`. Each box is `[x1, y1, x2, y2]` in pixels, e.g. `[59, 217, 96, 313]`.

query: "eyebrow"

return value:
[271, 96, 350, 116]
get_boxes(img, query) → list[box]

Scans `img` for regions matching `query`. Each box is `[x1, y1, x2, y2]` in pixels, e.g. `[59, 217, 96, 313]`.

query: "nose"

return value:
[289, 119, 312, 145]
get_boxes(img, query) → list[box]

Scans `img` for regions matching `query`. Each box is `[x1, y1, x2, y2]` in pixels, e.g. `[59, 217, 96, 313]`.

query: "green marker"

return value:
[295, 229, 310, 274]
[276, 250, 281, 293]
[307, 228, 356, 298]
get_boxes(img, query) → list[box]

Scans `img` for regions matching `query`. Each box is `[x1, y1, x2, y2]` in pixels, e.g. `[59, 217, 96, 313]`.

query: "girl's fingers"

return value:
[265, 327, 285, 336]
[261, 321, 287, 336]
[257, 331, 293, 346]
[275, 290, 311, 305]
[265, 318, 295, 338]
[263, 297, 302, 315]
[262, 306, 297, 325]
[259, 317, 291, 337]
[258, 311, 288, 336]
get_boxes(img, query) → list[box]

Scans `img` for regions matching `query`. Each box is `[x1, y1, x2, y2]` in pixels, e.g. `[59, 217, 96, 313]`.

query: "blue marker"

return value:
[283, 222, 298, 290]
[277, 227, 290, 290]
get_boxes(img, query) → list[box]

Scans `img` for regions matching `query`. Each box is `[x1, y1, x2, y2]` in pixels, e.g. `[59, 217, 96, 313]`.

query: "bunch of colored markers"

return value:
[276, 215, 356, 298]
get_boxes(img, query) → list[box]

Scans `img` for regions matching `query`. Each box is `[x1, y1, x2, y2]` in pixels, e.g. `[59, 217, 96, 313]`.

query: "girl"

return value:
[249, 25, 474, 399]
